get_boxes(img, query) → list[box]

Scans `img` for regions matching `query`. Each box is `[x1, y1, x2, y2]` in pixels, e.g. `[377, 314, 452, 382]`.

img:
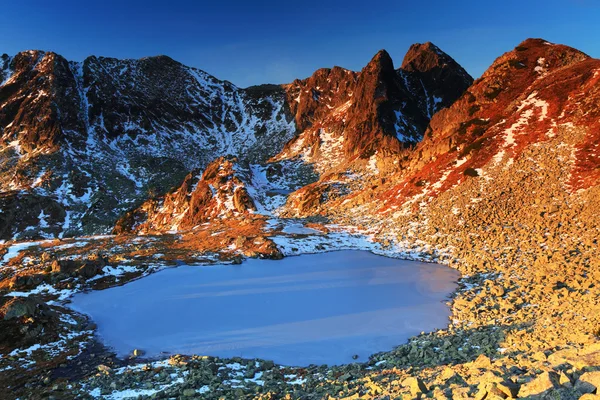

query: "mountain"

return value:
[383, 37, 598, 203]
[274, 43, 473, 172]
[3, 38, 600, 399]
[0, 43, 471, 239]
[282, 38, 600, 262]
[0, 51, 296, 239]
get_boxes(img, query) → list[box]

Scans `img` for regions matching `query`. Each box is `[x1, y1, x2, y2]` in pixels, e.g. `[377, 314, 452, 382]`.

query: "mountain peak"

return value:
[141, 54, 179, 64]
[515, 38, 553, 49]
[365, 49, 395, 73]
[480, 37, 590, 82]
[401, 42, 451, 72]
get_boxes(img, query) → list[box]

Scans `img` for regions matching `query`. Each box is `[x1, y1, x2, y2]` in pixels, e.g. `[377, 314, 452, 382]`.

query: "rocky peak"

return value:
[479, 38, 589, 85]
[397, 42, 473, 119]
[343, 49, 408, 157]
[364, 50, 395, 75]
[354, 49, 398, 101]
[387, 38, 600, 206]
[114, 156, 257, 234]
[284, 66, 357, 132]
[401, 42, 448, 72]
[0, 50, 81, 154]
[276, 44, 472, 168]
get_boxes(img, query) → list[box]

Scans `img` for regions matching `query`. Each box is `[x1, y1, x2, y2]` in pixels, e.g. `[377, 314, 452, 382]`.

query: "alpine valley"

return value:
[1, 38, 600, 399]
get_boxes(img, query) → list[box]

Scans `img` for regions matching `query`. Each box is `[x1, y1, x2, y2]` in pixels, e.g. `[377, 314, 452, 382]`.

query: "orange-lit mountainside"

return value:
[1, 38, 600, 399]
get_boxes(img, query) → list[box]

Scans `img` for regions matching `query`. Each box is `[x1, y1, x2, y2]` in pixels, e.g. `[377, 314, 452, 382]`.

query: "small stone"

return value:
[51, 260, 62, 273]
[79, 263, 101, 278]
[558, 371, 572, 387]
[472, 354, 493, 369]
[85, 322, 97, 331]
[132, 349, 145, 357]
[339, 372, 353, 382]
[496, 381, 520, 398]
[182, 388, 196, 397]
[574, 381, 596, 393]
[490, 285, 505, 297]
[97, 364, 112, 374]
[440, 366, 457, 381]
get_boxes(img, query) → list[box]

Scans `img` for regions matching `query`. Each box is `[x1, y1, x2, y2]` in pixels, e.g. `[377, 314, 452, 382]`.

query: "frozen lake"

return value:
[69, 251, 459, 366]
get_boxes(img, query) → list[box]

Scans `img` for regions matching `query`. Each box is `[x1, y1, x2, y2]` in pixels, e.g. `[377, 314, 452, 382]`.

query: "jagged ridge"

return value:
[0, 42, 471, 239]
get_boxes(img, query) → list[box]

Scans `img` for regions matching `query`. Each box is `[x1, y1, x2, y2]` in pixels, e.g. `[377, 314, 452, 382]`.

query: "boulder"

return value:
[575, 371, 600, 394]
[518, 371, 560, 397]
[232, 187, 256, 213]
[579, 395, 600, 400]
[2, 297, 39, 320]
[473, 353, 493, 369]
[402, 376, 428, 396]
[78, 263, 102, 279]
[548, 344, 600, 369]
[496, 381, 520, 398]
[9, 273, 45, 290]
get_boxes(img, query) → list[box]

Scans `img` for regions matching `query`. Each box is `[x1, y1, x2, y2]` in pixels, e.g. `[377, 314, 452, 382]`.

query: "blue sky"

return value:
[1, 0, 598, 87]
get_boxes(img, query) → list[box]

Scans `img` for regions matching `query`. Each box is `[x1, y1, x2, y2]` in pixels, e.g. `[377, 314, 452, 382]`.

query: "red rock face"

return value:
[0, 51, 83, 154]
[379, 38, 599, 208]
[114, 156, 257, 234]
[278, 44, 473, 164]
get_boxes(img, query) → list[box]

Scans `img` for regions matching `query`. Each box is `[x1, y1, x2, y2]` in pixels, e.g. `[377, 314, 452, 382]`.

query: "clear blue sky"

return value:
[1, 0, 598, 88]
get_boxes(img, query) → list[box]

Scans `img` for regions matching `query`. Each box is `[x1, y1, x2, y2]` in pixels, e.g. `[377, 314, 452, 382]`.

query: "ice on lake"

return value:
[69, 250, 459, 366]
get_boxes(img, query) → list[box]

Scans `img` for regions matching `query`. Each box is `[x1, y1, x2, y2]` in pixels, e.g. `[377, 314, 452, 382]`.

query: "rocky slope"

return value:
[283, 38, 599, 216]
[380, 37, 596, 204]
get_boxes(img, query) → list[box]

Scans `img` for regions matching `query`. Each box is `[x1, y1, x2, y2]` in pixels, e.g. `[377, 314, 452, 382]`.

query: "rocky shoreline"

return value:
[1, 204, 600, 399]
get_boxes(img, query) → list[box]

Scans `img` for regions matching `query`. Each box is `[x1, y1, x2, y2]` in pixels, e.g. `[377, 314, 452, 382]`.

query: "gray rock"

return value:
[3, 298, 38, 320]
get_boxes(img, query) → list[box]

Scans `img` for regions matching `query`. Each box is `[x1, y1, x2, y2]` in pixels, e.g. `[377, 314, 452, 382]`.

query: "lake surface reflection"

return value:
[69, 251, 460, 366]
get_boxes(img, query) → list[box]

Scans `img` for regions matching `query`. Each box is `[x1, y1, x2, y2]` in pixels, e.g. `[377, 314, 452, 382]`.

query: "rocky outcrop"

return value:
[0, 51, 83, 154]
[114, 156, 257, 234]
